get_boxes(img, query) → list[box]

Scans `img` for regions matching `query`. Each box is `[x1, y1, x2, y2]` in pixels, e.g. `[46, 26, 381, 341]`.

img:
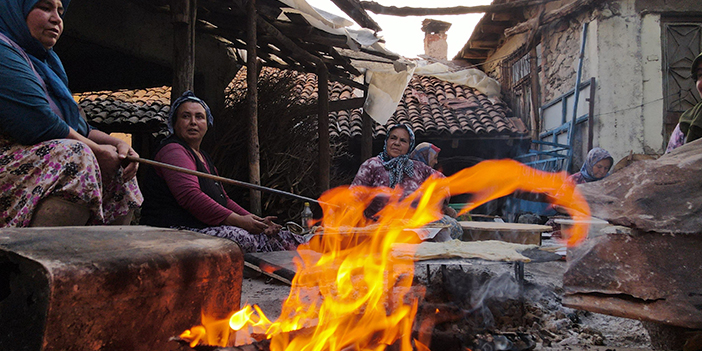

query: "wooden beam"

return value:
[491, 12, 514, 22]
[529, 46, 541, 140]
[470, 40, 499, 49]
[300, 97, 365, 115]
[254, 16, 332, 195]
[458, 51, 489, 60]
[329, 0, 382, 31]
[505, 0, 598, 37]
[317, 67, 330, 193]
[480, 23, 509, 34]
[587, 77, 596, 151]
[330, 75, 366, 90]
[361, 112, 373, 161]
[359, 0, 557, 17]
[246, 0, 262, 215]
[171, 0, 197, 100]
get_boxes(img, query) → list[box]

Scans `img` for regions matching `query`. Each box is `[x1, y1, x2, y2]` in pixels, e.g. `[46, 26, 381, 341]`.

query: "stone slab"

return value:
[578, 137, 702, 234]
[0, 226, 243, 351]
[563, 231, 702, 329]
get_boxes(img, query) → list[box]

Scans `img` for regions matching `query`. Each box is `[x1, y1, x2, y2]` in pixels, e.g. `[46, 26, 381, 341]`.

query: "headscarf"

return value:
[579, 147, 613, 182]
[378, 124, 415, 188]
[0, 0, 89, 136]
[409, 142, 440, 167]
[167, 90, 214, 133]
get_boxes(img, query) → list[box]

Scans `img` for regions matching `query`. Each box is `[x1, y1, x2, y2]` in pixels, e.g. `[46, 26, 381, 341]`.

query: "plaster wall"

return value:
[530, 0, 667, 162]
[640, 14, 665, 153]
[586, 0, 668, 161]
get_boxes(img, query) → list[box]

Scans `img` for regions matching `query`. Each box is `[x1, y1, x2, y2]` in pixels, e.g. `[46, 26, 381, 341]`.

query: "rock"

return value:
[578, 137, 702, 234]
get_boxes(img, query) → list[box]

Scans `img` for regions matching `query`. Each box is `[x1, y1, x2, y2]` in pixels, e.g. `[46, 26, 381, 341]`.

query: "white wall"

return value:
[587, 0, 666, 162]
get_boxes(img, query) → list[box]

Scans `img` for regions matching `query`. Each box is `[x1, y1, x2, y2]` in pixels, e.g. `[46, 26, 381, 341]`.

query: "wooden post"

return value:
[587, 77, 596, 151]
[246, 0, 262, 215]
[529, 46, 541, 140]
[171, 0, 196, 101]
[361, 112, 373, 161]
[318, 66, 330, 193]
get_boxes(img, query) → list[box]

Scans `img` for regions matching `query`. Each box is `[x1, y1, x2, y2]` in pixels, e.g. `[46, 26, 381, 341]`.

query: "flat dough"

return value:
[392, 239, 537, 262]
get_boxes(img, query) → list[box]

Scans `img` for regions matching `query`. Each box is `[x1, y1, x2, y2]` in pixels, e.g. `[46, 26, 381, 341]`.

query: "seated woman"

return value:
[140, 91, 302, 253]
[0, 0, 142, 227]
[667, 51, 702, 153]
[351, 125, 462, 241]
[567, 147, 614, 185]
[409, 142, 441, 169]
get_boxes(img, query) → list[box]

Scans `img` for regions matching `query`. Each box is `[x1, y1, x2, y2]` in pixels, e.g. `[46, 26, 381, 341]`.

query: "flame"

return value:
[180, 159, 590, 350]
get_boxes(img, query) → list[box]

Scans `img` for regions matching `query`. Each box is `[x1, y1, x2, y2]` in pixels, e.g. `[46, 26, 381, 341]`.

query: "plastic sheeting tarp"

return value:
[415, 63, 501, 101]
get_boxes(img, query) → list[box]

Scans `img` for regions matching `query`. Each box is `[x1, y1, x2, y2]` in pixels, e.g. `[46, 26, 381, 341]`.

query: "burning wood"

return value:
[178, 160, 590, 351]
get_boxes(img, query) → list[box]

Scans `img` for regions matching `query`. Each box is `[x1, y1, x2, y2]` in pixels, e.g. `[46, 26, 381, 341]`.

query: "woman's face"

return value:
[26, 0, 64, 50]
[174, 101, 208, 147]
[386, 128, 411, 158]
[592, 158, 612, 179]
[428, 152, 438, 168]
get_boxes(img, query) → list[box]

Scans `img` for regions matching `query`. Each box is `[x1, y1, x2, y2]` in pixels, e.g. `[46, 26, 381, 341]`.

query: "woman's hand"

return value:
[261, 216, 282, 236]
[93, 143, 121, 180]
[224, 213, 268, 234]
[116, 142, 139, 181]
[224, 213, 282, 235]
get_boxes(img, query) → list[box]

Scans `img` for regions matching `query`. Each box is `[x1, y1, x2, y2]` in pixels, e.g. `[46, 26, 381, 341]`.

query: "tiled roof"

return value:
[74, 70, 524, 139]
[328, 74, 523, 139]
[73, 86, 171, 133]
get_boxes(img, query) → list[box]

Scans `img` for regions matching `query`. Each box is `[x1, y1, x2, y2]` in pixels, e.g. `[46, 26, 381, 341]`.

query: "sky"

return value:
[305, 0, 492, 59]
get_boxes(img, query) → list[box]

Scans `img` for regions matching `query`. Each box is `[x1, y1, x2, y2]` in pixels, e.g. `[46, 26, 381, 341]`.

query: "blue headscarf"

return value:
[0, 0, 89, 136]
[409, 142, 440, 167]
[579, 147, 613, 182]
[167, 90, 214, 133]
[378, 124, 415, 188]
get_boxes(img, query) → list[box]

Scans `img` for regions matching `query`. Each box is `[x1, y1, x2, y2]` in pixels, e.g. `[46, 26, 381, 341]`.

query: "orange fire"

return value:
[180, 159, 590, 350]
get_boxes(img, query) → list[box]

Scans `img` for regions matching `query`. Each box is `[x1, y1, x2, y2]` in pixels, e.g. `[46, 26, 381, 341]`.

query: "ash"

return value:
[415, 255, 652, 351]
[239, 247, 652, 351]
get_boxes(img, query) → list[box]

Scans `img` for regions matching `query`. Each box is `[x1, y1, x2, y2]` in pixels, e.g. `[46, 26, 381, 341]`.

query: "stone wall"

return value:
[482, 0, 679, 166]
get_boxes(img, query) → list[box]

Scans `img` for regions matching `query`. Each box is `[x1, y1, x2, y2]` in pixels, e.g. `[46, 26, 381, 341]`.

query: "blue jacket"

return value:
[0, 0, 90, 145]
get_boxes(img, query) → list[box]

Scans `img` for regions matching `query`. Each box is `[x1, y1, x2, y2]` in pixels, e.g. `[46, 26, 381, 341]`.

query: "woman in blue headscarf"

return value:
[140, 91, 303, 253]
[351, 124, 461, 241]
[0, 0, 143, 226]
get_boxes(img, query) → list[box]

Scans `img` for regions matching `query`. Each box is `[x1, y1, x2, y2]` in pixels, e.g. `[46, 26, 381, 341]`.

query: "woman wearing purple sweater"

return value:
[140, 91, 302, 253]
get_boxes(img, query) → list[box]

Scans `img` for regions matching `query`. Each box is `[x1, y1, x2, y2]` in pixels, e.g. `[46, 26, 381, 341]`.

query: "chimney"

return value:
[421, 19, 452, 60]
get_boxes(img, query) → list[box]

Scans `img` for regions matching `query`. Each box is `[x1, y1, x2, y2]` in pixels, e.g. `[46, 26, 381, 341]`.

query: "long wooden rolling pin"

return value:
[126, 155, 321, 205]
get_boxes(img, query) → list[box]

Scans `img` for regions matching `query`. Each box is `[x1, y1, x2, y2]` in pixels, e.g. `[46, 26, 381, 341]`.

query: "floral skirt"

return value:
[182, 226, 304, 253]
[0, 137, 143, 227]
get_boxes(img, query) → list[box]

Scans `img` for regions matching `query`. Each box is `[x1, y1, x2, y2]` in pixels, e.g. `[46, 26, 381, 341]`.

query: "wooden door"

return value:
[663, 22, 702, 141]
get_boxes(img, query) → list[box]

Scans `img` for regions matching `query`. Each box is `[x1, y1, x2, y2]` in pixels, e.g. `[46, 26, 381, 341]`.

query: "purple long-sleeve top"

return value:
[154, 143, 249, 226]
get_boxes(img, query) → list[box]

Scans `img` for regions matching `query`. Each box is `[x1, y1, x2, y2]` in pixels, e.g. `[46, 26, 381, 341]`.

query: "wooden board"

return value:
[459, 221, 551, 245]
[244, 250, 322, 285]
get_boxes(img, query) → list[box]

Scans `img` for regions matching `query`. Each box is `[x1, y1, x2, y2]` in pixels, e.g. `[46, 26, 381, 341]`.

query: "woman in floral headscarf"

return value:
[409, 142, 441, 169]
[351, 125, 462, 240]
[568, 147, 614, 185]
[0, 0, 142, 226]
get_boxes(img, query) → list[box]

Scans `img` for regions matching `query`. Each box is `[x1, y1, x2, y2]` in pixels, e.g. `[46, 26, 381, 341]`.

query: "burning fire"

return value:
[180, 159, 590, 350]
